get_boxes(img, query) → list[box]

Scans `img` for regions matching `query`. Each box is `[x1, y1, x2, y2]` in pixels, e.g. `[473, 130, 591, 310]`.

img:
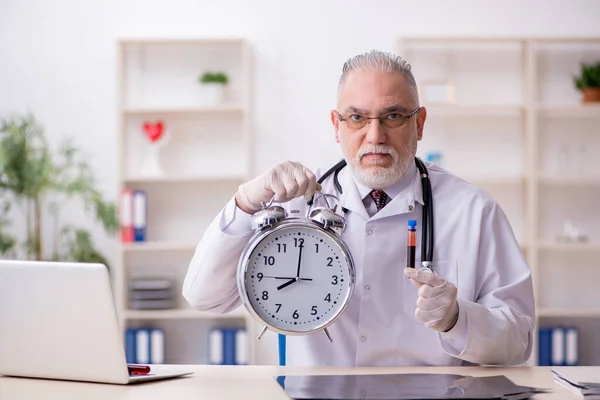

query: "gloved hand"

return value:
[404, 268, 459, 332]
[236, 161, 317, 213]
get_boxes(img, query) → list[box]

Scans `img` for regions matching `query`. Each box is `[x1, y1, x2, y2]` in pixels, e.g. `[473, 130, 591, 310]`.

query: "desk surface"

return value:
[0, 365, 585, 399]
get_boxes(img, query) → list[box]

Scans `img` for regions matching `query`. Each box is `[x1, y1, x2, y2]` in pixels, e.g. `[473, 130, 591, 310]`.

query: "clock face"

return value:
[241, 224, 353, 334]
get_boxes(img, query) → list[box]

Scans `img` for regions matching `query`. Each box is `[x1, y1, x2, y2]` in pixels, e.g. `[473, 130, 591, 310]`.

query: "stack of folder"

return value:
[553, 367, 600, 398]
[128, 277, 175, 310]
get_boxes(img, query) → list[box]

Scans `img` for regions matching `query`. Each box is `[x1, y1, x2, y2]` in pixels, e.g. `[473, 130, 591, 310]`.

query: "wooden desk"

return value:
[0, 365, 583, 399]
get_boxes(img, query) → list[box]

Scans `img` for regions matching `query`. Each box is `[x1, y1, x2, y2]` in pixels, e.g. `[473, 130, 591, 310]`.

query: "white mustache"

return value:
[357, 145, 398, 161]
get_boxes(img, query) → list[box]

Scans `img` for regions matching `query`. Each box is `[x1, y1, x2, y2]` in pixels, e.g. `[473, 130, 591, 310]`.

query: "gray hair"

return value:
[338, 50, 418, 101]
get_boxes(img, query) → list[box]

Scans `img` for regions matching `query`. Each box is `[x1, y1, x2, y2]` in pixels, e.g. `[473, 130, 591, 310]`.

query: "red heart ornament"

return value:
[143, 121, 164, 143]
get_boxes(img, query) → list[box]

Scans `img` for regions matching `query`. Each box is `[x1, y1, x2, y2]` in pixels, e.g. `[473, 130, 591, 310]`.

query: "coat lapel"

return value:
[338, 166, 370, 221]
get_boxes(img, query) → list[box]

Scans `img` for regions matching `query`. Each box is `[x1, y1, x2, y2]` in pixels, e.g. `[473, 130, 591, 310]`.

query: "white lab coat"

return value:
[182, 159, 535, 367]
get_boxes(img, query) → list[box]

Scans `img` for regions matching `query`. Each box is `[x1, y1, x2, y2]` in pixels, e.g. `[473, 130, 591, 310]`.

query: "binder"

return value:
[538, 327, 552, 366]
[150, 328, 165, 364]
[235, 329, 249, 365]
[133, 190, 147, 242]
[125, 328, 137, 363]
[564, 326, 579, 366]
[119, 190, 134, 243]
[208, 329, 224, 365]
[136, 329, 150, 364]
[551, 326, 564, 366]
[222, 329, 236, 365]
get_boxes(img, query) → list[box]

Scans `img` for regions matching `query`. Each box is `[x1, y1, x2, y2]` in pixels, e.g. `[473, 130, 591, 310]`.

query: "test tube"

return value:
[407, 220, 417, 269]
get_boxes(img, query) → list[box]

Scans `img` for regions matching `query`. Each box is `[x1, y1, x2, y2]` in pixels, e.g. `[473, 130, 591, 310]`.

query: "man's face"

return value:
[331, 69, 426, 189]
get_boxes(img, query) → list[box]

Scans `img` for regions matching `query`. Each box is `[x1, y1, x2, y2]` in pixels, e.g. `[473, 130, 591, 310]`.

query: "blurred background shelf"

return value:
[539, 308, 600, 318]
[538, 175, 600, 185]
[399, 35, 600, 367]
[125, 308, 248, 320]
[537, 242, 600, 251]
[535, 103, 600, 117]
[122, 105, 245, 115]
[423, 105, 524, 117]
[123, 174, 247, 184]
[121, 241, 198, 252]
[115, 37, 256, 366]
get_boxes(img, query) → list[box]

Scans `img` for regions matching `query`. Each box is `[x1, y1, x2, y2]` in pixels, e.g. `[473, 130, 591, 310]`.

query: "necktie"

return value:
[369, 190, 388, 212]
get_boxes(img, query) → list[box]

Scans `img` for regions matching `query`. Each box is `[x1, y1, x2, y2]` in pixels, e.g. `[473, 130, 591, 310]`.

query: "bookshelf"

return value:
[115, 38, 256, 365]
[397, 37, 600, 366]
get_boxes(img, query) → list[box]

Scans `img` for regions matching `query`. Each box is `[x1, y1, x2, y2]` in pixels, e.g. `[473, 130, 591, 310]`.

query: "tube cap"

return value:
[408, 219, 417, 229]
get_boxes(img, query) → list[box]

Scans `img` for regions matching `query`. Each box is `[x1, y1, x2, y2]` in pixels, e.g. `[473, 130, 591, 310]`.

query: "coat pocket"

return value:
[402, 259, 459, 322]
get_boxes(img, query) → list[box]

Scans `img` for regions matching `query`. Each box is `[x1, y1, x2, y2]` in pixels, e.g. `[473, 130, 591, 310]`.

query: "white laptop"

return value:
[0, 259, 194, 384]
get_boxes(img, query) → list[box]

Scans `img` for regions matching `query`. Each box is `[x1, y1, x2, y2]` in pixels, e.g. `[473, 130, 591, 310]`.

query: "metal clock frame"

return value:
[237, 208, 356, 343]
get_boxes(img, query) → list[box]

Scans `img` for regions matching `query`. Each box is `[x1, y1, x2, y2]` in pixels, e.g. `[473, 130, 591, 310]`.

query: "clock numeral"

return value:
[326, 257, 333, 267]
[331, 275, 338, 285]
[294, 238, 304, 248]
[263, 256, 275, 266]
[315, 244, 319, 253]
[293, 310, 299, 319]
[277, 243, 287, 253]
[262, 291, 269, 300]
[324, 293, 331, 302]
[275, 303, 282, 313]
[311, 306, 318, 315]
[257, 272, 264, 281]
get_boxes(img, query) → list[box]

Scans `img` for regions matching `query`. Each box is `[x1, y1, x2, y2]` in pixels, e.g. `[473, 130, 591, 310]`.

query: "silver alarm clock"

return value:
[236, 192, 355, 343]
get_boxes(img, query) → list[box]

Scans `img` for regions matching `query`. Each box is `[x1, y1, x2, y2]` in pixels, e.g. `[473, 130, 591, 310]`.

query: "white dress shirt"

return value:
[182, 159, 535, 367]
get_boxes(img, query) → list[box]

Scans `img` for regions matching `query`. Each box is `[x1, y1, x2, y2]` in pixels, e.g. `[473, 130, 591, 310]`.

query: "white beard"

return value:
[344, 140, 417, 189]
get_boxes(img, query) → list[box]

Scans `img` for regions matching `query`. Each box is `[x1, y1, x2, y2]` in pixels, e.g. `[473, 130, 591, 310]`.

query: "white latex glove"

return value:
[404, 268, 459, 332]
[236, 161, 317, 213]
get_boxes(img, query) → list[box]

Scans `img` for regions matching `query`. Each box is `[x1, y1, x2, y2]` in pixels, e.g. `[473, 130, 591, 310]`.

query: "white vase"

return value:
[140, 142, 166, 178]
[200, 83, 225, 105]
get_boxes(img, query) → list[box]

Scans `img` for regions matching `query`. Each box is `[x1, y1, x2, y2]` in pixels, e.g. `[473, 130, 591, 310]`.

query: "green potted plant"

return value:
[197, 71, 229, 105]
[0, 113, 118, 267]
[573, 61, 600, 103]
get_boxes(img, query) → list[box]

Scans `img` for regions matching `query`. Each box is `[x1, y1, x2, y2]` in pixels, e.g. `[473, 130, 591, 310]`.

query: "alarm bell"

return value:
[250, 206, 288, 231]
[308, 208, 346, 234]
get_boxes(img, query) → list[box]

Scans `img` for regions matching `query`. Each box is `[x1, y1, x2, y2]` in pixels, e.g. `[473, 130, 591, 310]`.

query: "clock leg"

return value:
[257, 326, 268, 339]
[323, 328, 333, 343]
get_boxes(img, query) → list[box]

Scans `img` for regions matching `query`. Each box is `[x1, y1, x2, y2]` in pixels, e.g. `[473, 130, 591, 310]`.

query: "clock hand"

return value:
[277, 278, 296, 290]
[262, 275, 313, 281]
[296, 243, 304, 278]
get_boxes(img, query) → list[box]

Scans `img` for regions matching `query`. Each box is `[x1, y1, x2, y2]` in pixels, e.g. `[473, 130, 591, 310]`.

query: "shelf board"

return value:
[538, 307, 600, 318]
[425, 105, 524, 117]
[537, 242, 600, 251]
[124, 308, 248, 320]
[538, 175, 600, 185]
[122, 241, 197, 252]
[465, 176, 525, 185]
[122, 104, 244, 115]
[535, 104, 600, 118]
[119, 37, 246, 46]
[123, 174, 247, 184]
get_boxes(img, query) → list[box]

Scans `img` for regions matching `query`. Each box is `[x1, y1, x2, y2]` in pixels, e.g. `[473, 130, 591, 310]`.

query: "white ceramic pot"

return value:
[200, 83, 226, 105]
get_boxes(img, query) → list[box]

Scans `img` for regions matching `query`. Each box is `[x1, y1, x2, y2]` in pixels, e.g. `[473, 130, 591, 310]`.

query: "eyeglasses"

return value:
[334, 107, 421, 131]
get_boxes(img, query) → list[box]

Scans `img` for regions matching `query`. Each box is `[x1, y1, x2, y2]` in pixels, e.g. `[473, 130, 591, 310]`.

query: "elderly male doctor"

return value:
[183, 50, 535, 367]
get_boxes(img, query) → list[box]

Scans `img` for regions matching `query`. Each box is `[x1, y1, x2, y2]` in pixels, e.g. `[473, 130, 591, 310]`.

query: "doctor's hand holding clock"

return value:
[234, 161, 459, 341]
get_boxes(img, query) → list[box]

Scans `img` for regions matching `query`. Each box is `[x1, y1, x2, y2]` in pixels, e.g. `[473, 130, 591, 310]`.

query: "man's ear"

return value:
[330, 110, 340, 143]
[416, 107, 427, 141]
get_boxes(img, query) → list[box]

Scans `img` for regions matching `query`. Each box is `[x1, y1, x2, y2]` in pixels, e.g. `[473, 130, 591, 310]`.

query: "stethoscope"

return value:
[278, 157, 435, 368]
[315, 156, 435, 271]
